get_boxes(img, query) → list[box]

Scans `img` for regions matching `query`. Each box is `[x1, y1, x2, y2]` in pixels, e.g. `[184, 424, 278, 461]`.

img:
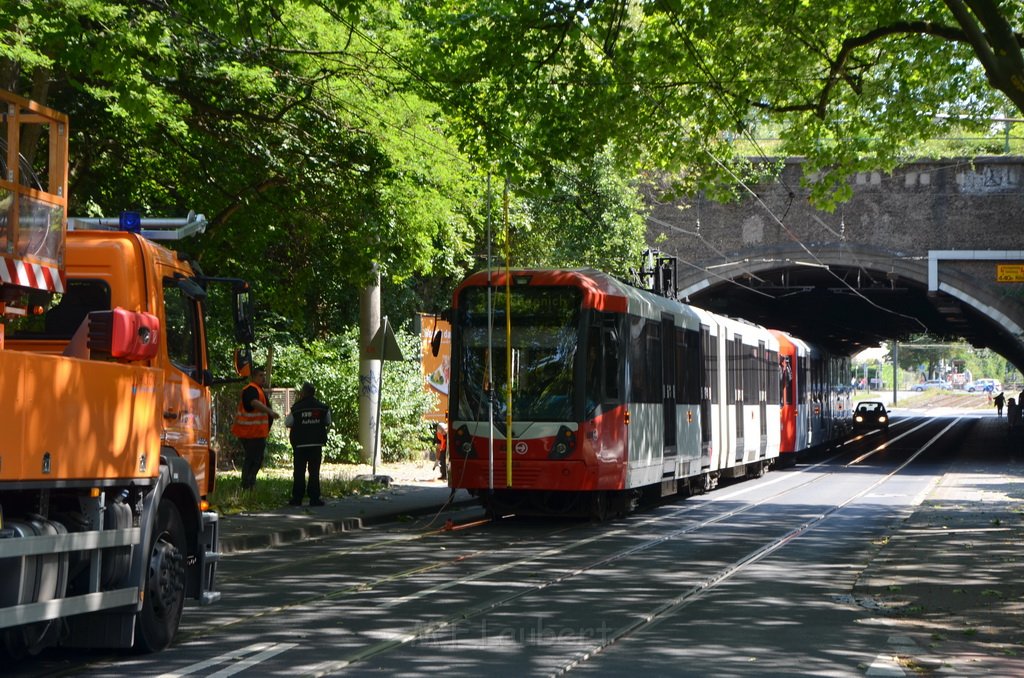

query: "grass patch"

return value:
[210, 469, 386, 514]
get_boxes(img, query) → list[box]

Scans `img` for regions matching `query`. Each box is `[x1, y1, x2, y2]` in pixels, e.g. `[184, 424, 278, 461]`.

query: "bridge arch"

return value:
[647, 157, 1024, 367]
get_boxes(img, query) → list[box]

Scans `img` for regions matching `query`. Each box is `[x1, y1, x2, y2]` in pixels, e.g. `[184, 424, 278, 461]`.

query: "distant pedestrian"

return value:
[994, 392, 1006, 417]
[285, 382, 331, 507]
[434, 422, 448, 481]
[1009, 398, 1021, 431]
[232, 366, 279, 490]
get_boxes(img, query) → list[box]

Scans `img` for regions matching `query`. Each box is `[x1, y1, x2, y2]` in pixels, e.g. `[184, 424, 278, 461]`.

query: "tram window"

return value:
[701, 326, 718, 404]
[629, 316, 644, 401]
[725, 338, 739, 405]
[646, 320, 662, 402]
[746, 343, 760, 403]
[585, 316, 621, 415]
[796, 355, 807, 402]
[629, 316, 662, 403]
[780, 355, 794, 405]
[767, 350, 780, 403]
[602, 325, 619, 400]
[676, 327, 701, 404]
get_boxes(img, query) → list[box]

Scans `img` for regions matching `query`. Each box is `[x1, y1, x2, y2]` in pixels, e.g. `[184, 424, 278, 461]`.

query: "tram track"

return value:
[293, 417, 963, 674]
[23, 416, 960, 678]
[552, 416, 961, 675]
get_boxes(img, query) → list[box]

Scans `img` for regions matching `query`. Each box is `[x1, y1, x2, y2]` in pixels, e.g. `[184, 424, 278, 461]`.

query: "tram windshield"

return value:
[455, 285, 581, 422]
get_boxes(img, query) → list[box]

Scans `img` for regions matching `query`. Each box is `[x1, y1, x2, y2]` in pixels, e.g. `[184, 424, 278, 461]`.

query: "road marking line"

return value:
[156, 641, 298, 678]
[866, 655, 905, 676]
[206, 643, 298, 678]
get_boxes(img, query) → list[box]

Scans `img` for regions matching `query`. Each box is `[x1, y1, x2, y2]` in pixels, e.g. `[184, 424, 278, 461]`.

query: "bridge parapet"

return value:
[649, 157, 1024, 261]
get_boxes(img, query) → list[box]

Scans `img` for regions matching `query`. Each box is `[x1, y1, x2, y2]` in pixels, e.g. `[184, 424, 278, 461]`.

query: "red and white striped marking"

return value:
[1, 258, 64, 293]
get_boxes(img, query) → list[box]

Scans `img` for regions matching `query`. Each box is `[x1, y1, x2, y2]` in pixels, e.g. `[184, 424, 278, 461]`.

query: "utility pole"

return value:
[358, 266, 381, 465]
[892, 341, 899, 405]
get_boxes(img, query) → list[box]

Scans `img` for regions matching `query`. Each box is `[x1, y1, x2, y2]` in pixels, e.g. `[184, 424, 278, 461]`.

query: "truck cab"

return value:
[0, 89, 252, 655]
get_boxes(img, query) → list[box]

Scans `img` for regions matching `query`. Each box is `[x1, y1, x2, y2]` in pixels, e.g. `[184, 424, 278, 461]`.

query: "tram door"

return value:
[758, 340, 768, 456]
[732, 333, 745, 463]
[699, 325, 713, 469]
[661, 314, 677, 458]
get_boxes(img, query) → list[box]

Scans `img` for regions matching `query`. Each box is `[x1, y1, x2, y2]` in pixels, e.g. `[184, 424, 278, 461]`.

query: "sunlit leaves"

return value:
[3, 0, 484, 339]
[406, 0, 1022, 207]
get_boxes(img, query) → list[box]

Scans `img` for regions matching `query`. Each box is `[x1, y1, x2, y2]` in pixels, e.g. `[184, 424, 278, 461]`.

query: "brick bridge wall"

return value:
[646, 157, 1024, 353]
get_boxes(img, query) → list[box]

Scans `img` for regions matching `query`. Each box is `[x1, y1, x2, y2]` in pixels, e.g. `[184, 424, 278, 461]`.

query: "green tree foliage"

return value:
[891, 337, 1022, 385]
[508, 146, 649, 276]
[216, 327, 435, 466]
[2, 1, 651, 327]
[406, 1, 1024, 208]
[2, 0, 482, 337]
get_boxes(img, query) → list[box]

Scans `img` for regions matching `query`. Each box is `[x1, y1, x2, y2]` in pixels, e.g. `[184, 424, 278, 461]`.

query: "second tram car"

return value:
[772, 330, 852, 465]
[447, 268, 849, 518]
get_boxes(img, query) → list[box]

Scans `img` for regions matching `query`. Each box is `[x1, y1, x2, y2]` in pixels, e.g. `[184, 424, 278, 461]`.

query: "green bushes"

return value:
[215, 326, 436, 469]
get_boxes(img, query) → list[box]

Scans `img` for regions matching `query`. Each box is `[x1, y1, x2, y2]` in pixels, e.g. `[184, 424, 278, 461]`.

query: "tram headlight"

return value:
[548, 425, 577, 459]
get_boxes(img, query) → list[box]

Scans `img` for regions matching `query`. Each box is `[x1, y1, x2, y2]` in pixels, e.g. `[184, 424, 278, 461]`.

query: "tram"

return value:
[446, 268, 849, 517]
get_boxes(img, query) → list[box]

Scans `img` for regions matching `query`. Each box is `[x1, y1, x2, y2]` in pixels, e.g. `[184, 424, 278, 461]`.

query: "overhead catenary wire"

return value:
[319, 3, 927, 334]
[703, 150, 928, 332]
[644, 3, 929, 332]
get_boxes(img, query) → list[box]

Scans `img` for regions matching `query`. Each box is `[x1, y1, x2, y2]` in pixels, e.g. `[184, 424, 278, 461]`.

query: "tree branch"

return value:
[751, 16, 1024, 117]
[951, 0, 1024, 112]
[211, 175, 289, 228]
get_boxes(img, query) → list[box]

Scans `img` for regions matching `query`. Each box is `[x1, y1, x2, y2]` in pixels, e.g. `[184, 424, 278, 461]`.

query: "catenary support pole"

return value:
[359, 267, 381, 465]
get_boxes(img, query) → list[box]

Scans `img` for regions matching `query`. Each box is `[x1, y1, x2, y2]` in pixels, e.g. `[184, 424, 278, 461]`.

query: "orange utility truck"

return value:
[0, 91, 253, 654]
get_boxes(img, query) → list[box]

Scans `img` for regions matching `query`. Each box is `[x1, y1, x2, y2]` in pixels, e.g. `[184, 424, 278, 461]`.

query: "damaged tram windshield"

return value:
[455, 285, 582, 423]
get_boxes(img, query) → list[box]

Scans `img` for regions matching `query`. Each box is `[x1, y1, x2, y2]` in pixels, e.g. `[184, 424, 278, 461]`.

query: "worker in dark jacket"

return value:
[285, 382, 332, 506]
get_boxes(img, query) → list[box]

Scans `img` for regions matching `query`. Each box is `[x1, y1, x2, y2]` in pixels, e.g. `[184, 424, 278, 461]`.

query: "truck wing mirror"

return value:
[233, 286, 255, 345]
[234, 347, 252, 377]
[431, 309, 451, 357]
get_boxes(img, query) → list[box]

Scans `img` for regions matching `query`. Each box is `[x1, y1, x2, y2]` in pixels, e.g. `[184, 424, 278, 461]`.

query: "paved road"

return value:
[10, 411, 1023, 677]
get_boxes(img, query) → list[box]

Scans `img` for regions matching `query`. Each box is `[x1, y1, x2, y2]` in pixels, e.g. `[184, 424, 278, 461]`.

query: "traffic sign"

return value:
[997, 263, 1024, 282]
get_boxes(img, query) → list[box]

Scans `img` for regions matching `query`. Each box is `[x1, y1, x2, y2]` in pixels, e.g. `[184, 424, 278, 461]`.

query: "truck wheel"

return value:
[135, 501, 186, 652]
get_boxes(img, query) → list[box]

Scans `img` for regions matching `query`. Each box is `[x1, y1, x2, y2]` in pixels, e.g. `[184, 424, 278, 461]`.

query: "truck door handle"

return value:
[163, 411, 179, 420]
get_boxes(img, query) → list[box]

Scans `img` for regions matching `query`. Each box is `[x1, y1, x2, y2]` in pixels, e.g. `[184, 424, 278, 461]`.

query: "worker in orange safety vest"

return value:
[232, 366, 279, 490]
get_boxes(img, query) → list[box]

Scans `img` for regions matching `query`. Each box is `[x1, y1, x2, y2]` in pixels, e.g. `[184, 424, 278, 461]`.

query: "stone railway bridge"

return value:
[646, 157, 1024, 368]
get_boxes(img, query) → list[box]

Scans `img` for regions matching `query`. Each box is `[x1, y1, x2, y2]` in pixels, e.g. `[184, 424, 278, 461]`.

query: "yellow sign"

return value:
[997, 264, 1024, 283]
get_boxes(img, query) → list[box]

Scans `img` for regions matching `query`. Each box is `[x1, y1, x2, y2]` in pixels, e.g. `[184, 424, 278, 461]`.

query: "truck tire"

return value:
[135, 501, 186, 652]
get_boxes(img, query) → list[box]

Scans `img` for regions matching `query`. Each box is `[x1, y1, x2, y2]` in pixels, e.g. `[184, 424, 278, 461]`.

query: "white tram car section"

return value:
[613, 279, 780, 492]
[715, 314, 781, 478]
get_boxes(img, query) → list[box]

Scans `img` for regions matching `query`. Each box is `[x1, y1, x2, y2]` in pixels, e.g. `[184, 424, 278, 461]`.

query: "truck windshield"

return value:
[455, 285, 581, 423]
